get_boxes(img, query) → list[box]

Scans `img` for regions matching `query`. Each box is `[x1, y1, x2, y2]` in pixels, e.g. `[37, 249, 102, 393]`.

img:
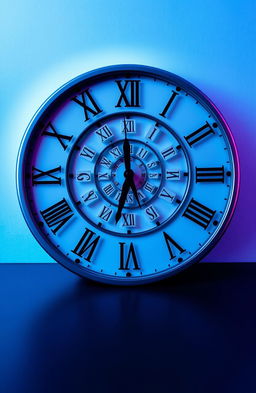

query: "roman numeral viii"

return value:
[183, 198, 215, 229]
[72, 90, 102, 121]
[115, 80, 141, 107]
[72, 228, 100, 263]
[32, 166, 61, 185]
[40, 198, 74, 234]
[119, 242, 140, 270]
[196, 166, 224, 183]
[185, 122, 215, 147]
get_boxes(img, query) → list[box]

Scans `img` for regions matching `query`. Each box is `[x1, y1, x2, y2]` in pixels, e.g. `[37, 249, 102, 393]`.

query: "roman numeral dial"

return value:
[19, 66, 237, 284]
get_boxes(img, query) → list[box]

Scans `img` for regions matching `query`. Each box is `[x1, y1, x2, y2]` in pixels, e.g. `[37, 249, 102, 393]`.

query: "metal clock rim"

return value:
[16, 64, 240, 285]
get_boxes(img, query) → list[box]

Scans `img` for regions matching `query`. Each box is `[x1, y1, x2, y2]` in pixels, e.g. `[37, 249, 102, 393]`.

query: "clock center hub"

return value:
[112, 157, 147, 190]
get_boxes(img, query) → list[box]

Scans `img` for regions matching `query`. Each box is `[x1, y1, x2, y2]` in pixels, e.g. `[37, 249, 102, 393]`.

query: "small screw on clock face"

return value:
[17, 65, 239, 285]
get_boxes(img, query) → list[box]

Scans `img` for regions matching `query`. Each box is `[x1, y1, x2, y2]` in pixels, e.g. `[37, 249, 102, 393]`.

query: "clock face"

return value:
[17, 65, 239, 285]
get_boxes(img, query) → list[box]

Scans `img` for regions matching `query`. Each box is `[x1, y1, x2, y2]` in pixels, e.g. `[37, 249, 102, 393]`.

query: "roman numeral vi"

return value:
[119, 242, 140, 270]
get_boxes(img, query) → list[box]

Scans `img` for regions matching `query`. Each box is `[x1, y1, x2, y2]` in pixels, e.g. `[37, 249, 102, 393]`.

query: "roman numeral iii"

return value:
[72, 228, 100, 262]
[72, 90, 102, 121]
[196, 166, 225, 183]
[183, 198, 215, 229]
[115, 80, 141, 107]
[40, 198, 74, 235]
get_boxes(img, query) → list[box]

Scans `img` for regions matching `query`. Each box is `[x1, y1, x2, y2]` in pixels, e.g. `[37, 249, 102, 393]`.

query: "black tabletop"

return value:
[1, 263, 256, 393]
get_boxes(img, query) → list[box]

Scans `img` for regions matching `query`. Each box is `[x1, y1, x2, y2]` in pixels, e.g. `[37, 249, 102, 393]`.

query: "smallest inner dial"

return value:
[95, 139, 163, 209]
[67, 113, 191, 236]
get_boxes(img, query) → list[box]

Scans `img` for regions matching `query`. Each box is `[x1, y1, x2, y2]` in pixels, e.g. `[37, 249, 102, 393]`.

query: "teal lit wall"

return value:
[0, 0, 255, 262]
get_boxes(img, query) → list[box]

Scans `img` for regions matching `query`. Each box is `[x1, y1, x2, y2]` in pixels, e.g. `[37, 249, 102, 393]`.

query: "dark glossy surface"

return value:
[1, 263, 256, 393]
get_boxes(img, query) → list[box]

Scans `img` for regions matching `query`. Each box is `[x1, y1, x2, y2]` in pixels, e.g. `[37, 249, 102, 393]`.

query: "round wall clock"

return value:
[17, 65, 239, 285]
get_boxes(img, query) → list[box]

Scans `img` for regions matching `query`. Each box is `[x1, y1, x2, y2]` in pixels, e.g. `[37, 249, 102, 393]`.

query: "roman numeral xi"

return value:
[72, 90, 102, 121]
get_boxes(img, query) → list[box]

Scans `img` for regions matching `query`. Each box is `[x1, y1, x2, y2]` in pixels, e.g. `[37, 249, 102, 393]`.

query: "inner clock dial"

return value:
[66, 113, 191, 236]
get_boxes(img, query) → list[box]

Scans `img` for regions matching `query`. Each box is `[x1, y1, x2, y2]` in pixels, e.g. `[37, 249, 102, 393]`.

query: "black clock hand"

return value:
[123, 118, 131, 171]
[115, 177, 130, 224]
[129, 176, 141, 208]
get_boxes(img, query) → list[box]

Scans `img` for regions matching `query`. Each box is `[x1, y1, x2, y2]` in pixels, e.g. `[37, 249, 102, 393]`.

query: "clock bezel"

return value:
[16, 64, 240, 285]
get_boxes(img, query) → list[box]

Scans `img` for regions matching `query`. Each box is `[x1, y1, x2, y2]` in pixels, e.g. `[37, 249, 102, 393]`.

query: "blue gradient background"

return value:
[0, 0, 255, 263]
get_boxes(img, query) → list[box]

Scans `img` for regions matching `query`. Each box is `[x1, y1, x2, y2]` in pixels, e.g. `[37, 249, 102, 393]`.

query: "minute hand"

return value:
[123, 119, 131, 171]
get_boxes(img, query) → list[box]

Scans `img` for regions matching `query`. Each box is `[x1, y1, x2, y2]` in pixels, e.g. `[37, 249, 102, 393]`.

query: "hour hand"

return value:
[129, 177, 141, 208]
[115, 178, 130, 224]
